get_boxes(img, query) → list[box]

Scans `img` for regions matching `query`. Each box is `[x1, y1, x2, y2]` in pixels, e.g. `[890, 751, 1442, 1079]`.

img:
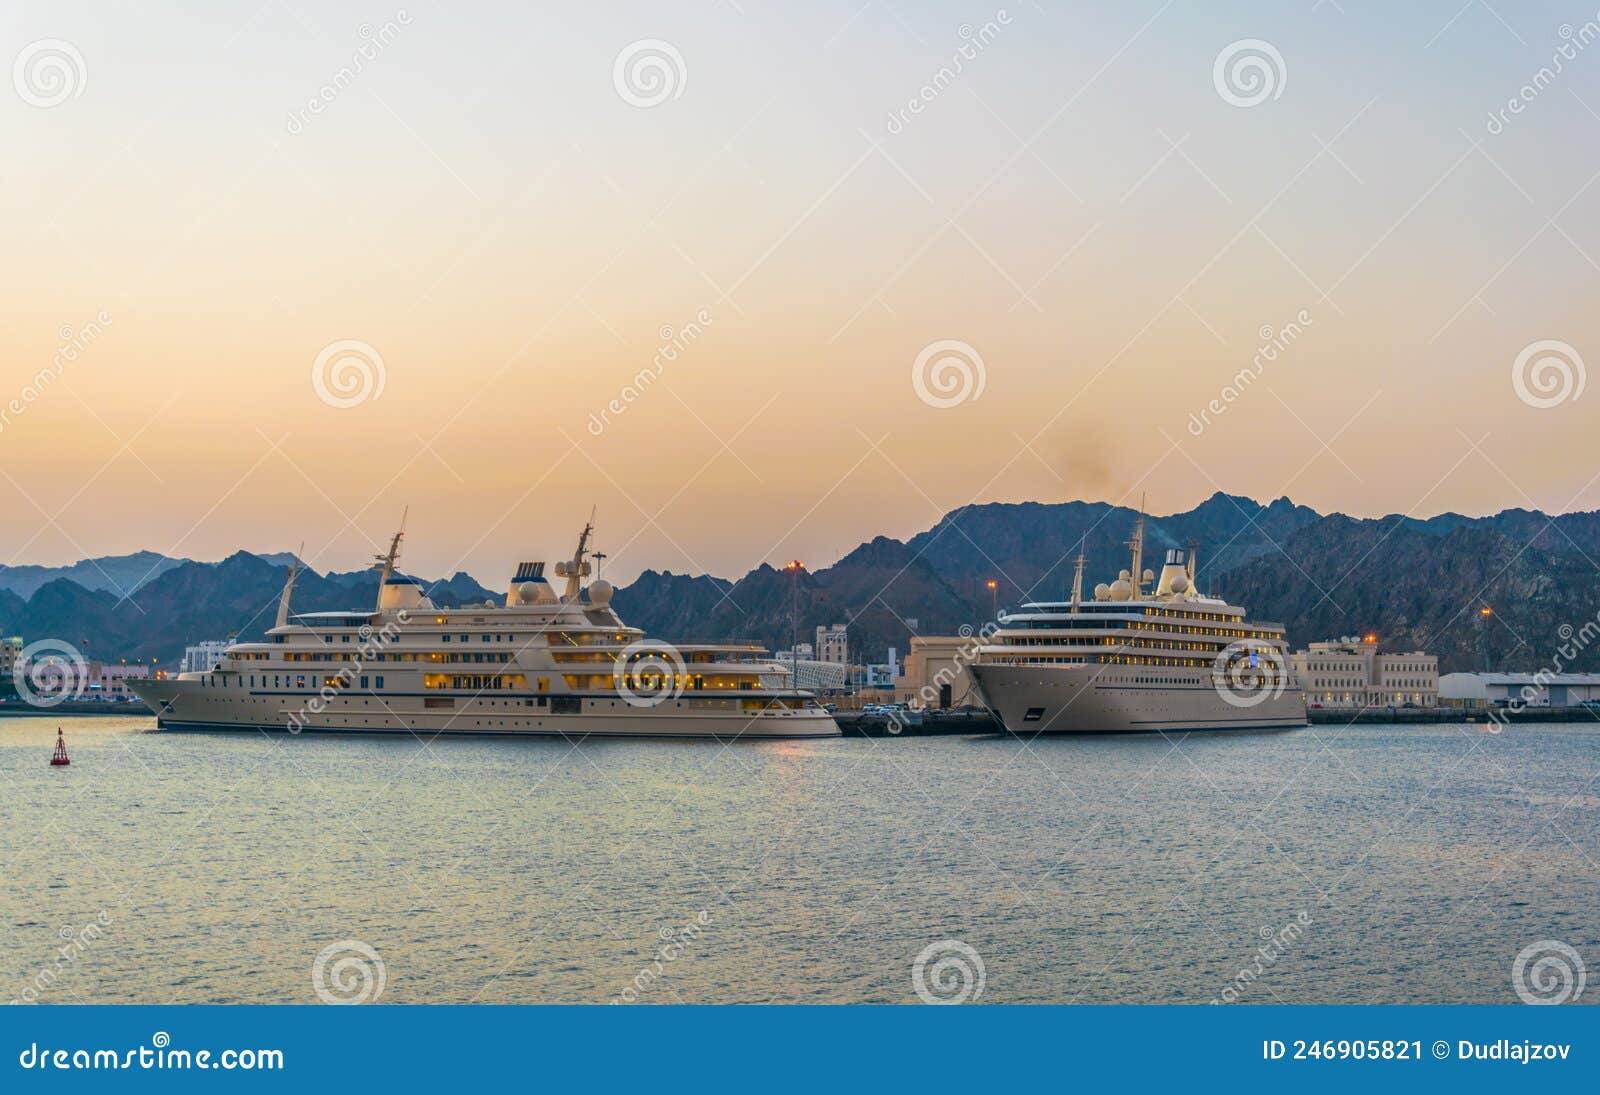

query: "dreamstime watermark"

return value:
[1485, 15, 1600, 135]
[1512, 940, 1586, 1005]
[9, 910, 112, 1005]
[612, 639, 688, 708]
[587, 309, 712, 436]
[311, 939, 387, 1004]
[884, 11, 1012, 135]
[285, 12, 412, 134]
[1211, 911, 1311, 1004]
[285, 613, 408, 732]
[1511, 339, 1584, 408]
[912, 339, 986, 408]
[311, 339, 387, 409]
[613, 39, 686, 108]
[11, 639, 89, 707]
[1211, 638, 1289, 709]
[1213, 39, 1286, 107]
[13, 38, 86, 108]
[610, 910, 712, 1003]
[1, 312, 114, 437]
[1186, 310, 1312, 436]
[912, 939, 985, 1004]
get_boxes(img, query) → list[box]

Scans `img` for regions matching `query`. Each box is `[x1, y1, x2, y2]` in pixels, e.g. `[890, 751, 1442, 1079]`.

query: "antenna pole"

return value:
[1070, 542, 1085, 613]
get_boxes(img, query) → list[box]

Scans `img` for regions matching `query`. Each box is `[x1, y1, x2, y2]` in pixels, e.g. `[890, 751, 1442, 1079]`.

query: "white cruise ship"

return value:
[127, 521, 839, 739]
[968, 511, 1307, 735]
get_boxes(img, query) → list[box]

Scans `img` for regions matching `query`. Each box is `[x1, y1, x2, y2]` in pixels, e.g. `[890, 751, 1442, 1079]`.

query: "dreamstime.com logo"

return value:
[1512, 940, 1586, 1005]
[912, 339, 986, 408]
[613, 639, 687, 708]
[311, 940, 387, 1004]
[1213, 39, 1286, 107]
[1511, 339, 1584, 408]
[613, 39, 686, 108]
[1211, 638, 1288, 708]
[912, 939, 986, 1004]
[12, 639, 88, 707]
[13, 38, 86, 108]
[312, 339, 387, 408]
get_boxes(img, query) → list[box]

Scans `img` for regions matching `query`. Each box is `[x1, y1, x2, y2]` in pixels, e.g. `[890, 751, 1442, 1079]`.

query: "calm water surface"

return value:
[2, 715, 1596, 1004]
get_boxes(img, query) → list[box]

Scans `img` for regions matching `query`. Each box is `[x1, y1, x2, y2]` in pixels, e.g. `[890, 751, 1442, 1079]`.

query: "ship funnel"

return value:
[1155, 548, 1192, 599]
[508, 561, 557, 606]
[379, 576, 434, 613]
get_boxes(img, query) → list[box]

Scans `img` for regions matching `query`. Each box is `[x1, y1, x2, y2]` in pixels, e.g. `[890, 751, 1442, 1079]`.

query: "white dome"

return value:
[1170, 575, 1189, 594]
[1109, 579, 1132, 601]
[1093, 583, 1110, 600]
[1118, 569, 1131, 581]
[588, 579, 614, 605]
[517, 581, 540, 604]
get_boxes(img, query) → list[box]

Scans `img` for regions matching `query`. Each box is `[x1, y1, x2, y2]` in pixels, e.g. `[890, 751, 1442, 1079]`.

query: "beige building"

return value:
[0, 637, 21, 681]
[814, 624, 849, 665]
[1290, 636, 1437, 708]
[894, 635, 982, 710]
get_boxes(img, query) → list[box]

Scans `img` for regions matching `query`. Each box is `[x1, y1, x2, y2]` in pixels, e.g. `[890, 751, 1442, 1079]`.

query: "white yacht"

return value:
[968, 511, 1307, 735]
[127, 521, 839, 739]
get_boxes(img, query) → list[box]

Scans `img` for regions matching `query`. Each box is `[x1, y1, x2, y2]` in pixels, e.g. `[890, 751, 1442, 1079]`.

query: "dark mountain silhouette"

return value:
[2, 497, 1598, 673]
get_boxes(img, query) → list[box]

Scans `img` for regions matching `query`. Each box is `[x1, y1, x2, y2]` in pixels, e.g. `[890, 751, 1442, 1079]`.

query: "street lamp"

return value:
[786, 560, 804, 686]
[986, 579, 998, 620]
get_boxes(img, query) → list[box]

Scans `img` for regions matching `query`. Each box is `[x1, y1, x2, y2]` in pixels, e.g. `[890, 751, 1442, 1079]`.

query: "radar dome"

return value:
[1142, 569, 1154, 583]
[1093, 583, 1110, 600]
[588, 579, 614, 605]
[1118, 569, 1131, 581]
[1170, 575, 1190, 594]
[1109, 578, 1132, 601]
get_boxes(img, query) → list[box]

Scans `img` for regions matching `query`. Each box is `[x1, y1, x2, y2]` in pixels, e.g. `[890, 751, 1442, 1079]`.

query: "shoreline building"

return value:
[1439, 672, 1600, 708]
[894, 635, 983, 710]
[1289, 636, 1438, 708]
[183, 640, 234, 674]
[814, 624, 849, 666]
[0, 636, 21, 682]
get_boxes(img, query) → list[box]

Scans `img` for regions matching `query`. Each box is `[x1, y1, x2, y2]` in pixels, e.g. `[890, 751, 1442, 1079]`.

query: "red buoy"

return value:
[50, 728, 70, 767]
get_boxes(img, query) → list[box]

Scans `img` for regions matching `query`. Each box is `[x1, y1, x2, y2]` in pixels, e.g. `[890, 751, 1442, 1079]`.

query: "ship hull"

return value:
[969, 664, 1307, 735]
[126, 680, 840, 739]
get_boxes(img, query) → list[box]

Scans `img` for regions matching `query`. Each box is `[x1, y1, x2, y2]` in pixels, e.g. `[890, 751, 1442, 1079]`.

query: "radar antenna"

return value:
[557, 507, 596, 602]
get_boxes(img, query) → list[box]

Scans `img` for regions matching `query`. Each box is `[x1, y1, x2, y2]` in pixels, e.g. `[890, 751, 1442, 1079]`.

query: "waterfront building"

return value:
[1438, 672, 1600, 708]
[13, 658, 150, 702]
[183, 640, 233, 674]
[895, 635, 981, 709]
[814, 624, 849, 665]
[1289, 636, 1437, 708]
[0, 636, 21, 679]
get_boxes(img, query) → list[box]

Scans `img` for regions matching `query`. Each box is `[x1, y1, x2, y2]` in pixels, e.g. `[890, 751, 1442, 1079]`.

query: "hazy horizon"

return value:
[7, 1, 1598, 586]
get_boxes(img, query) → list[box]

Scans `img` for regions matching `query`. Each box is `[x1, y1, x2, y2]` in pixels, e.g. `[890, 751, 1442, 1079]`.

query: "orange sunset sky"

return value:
[4, 2, 1599, 585]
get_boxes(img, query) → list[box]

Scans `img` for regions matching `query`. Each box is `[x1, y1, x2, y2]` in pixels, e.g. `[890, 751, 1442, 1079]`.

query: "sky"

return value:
[4, 1, 1599, 585]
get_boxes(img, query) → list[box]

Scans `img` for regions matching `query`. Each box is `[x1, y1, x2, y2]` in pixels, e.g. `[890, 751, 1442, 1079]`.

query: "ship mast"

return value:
[275, 542, 305, 629]
[1069, 542, 1086, 613]
[561, 508, 596, 602]
[1125, 494, 1146, 601]
[372, 508, 408, 611]
[1187, 537, 1198, 587]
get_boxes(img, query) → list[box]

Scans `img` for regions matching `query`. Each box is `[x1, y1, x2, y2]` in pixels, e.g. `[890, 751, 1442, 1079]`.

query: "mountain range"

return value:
[1, 493, 1594, 673]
